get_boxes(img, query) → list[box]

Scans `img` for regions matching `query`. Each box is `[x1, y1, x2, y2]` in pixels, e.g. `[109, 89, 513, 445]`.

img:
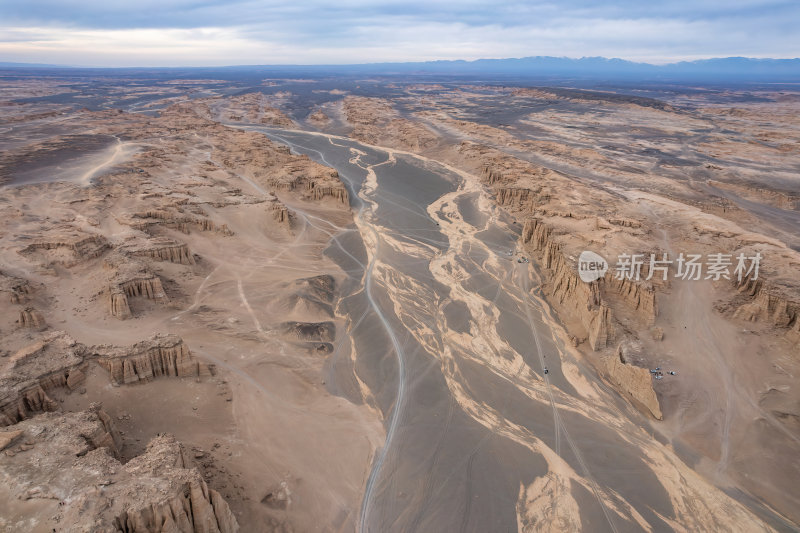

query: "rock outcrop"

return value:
[19, 231, 109, 267]
[495, 187, 546, 210]
[130, 210, 234, 236]
[269, 197, 294, 226]
[107, 270, 169, 319]
[603, 344, 663, 420]
[17, 307, 46, 329]
[120, 237, 195, 265]
[217, 91, 293, 128]
[521, 218, 611, 349]
[733, 275, 800, 342]
[109, 435, 239, 533]
[0, 332, 87, 426]
[94, 334, 215, 385]
[108, 287, 134, 318]
[0, 271, 31, 303]
[464, 142, 660, 354]
[265, 164, 350, 205]
[342, 96, 438, 150]
[0, 410, 238, 533]
[1, 333, 213, 426]
[211, 128, 351, 206]
[521, 218, 657, 351]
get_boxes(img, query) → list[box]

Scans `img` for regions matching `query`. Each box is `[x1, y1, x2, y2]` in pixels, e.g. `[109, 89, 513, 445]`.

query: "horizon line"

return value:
[3, 55, 800, 71]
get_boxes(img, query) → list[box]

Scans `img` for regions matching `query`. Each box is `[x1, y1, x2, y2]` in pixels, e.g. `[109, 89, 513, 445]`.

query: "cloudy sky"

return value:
[1, 1, 798, 67]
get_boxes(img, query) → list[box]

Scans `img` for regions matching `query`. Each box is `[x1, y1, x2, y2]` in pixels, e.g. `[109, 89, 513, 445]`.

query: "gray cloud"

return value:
[0, 1, 798, 66]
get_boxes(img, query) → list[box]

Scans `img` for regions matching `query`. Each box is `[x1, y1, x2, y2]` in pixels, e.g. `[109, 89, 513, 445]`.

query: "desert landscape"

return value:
[0, 70, 798, 532]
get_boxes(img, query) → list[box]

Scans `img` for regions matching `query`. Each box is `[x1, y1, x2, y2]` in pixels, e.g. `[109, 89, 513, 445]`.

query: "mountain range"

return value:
[3, 57, 799, 82]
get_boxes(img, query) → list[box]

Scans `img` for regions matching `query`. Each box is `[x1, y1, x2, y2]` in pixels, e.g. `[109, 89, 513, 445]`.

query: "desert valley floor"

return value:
[0, 73, 799, 532]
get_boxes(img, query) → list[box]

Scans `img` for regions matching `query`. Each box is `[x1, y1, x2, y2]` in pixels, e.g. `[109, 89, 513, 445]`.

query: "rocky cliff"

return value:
[604, 346, 663, 420]
[264, 164, 350, 205]
[121, 237, 196, 265]
[1, 333, 214, 426]
[94, 334, 215, 385]
[521, 218, 610, 349]
[19, 232, 110, 267]
[0, 332, 86, 426]
[109, 435, 239, 533]
[733, 275, 800, 342]
[0, 410, 238, 533]
[269, 197, 295, 227]
[107, 271, 169, 319]
[518, 217, 663, 416]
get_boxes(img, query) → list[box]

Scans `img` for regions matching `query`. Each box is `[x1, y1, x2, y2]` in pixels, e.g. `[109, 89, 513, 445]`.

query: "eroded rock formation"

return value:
[604, 344, 663, 420]
[1, 332, 213, 426]
[0, 332, 86, 426]
[120, 237, 196, 265]
[19, 231, 109, 267]
[107, 273, 169, 319]
[105, 254, 171, 319]
[94, 334, 215, 385]
[733, 274, 800, 342]
[17, 307, 46, 329]
[211, 129, 350, 206]
[130, 209, 234, 236]
[342, 96, 438, 150]
[0, 410, 238, 533]
[308, 109, 331, 124]
[269, 197, 294, 226]
[109, 435, 239, 533]
[0, 271, 31, 303]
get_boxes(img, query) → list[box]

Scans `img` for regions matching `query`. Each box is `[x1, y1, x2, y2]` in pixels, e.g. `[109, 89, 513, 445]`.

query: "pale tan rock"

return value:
[17, 307, 46, 329]
[94, 334, 215, 385]
[651, 327, 664, 341]
[1, 332, 212, 425]
[0, 332, 85, 426]
[18, 231, 109, 267]
[0, 271, 31, 303]
[734, 276, 799, 330]
[603, 350, 663, 420]
[66, 367, 86, 390]
[120, 236, 196, 265]
[0, 429, 22, 451]
[342, 96, 438, 150]
[270, 198, 294, 226]
[0, 411, 238, 533]
[128, 209, 234, 236]
[106, 267, 169, 320]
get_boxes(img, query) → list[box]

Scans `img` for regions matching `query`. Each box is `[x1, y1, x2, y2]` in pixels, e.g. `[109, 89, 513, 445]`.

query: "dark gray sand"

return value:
[244, 127, 765, 533]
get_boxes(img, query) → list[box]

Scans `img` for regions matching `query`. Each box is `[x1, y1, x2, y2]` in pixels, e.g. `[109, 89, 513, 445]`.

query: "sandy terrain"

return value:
[0, 74, 798, 532]
[0, 87, 381, 532]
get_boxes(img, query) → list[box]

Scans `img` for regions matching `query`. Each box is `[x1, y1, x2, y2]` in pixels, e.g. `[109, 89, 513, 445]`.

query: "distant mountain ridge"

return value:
[0, 61, 71, 68]
[2, 56, 800, 82]
[336, 56, 800, 81]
